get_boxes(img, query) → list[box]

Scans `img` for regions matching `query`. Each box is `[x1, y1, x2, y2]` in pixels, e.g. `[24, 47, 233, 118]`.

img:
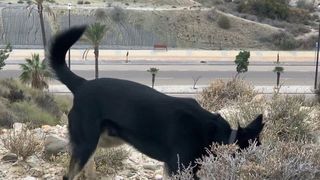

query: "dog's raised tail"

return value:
[49, 26, 87, 93]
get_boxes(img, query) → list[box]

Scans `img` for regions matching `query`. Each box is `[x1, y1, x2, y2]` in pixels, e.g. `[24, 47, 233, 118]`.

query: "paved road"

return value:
[1, 63, 317, 86]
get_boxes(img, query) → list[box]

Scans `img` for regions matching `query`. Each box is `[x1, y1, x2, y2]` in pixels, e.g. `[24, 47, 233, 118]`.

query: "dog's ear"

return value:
[236, 114, 264, 149]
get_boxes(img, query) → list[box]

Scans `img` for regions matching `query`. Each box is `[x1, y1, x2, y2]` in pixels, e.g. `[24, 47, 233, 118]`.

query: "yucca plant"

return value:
[147, 67, 159, 89]
[19, 53, 51, 90]
[273, 53, 284, 88]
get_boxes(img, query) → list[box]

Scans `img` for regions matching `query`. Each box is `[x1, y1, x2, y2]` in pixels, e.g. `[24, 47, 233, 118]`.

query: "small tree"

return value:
[0, 44, 12, 70]
[235, 50, 250, 77]
[147, 67, 159, 89]
[19, 53, 52, 90]
[82, 23, 108, 79]
[273, 53, 284, 88]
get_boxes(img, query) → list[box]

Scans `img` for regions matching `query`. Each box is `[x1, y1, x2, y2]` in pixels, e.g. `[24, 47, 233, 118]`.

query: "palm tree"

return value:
[19, 53, 51, 90]
[147, 67, 159, 89]
[83, 23, 108, 79]
[27, 0, 55, 51]
[273, 53, 284, 88]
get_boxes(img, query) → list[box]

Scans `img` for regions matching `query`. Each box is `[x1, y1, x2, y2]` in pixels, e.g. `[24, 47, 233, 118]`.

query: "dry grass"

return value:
[94, 147, 129, 175]
[1, 126, 44, 160]
[197, 78, 256, 112]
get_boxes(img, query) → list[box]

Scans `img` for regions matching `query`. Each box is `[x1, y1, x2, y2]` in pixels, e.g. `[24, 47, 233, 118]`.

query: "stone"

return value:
[155, 174, 163, 180]
[29, 167, 43, 177]
[22, 176, 37, 180]
[44, 134, 68, 158]
[143, 163, 159, 171]
[1, 152, 18, 162]
[13, 122, 25, 132]
[115, 175, 124, 180]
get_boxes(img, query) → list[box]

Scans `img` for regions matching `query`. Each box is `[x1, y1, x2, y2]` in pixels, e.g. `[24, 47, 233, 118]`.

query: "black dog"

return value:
[49, 26, 264, 179]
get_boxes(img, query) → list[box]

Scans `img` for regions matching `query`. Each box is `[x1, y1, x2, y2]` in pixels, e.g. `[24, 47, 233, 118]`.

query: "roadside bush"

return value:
[198, 79, 256, 112]
[34, 93, 62, 118]
[54, 95, 72, 114]
[1, 126, 43, 160]
[217, 15, 231, 29]
[298, 34, 317, 50]
[237, 0, 289, 20]
[296, 0, 315, 12]
[111, 6, 126, 22]
[0, 101, 17, 128]
[270, 31, 298, 50]
[77, 0, 84, 4]
[10, 101, 59, 127]
[264, 95, 314, 142]
[94, 147, 129, 175]
[287, 7, 312, 24]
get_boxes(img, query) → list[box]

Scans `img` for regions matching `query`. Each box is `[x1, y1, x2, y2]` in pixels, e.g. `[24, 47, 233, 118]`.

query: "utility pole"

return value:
[68, 3, 71, 69]
[314, 23, 320, 89]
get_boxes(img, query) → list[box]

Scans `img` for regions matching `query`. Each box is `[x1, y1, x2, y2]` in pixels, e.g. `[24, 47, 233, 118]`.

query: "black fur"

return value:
[49, 26, 264, 179]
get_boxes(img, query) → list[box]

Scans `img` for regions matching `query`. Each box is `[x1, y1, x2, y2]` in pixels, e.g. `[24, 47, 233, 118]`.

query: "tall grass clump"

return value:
[10, 101, 59, 127]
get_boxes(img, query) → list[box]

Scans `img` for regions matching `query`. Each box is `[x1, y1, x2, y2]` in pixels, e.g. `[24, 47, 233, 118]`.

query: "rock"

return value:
[1, 152, 18, 162]
[115, 175, 124, 180]
[29, 167, 43, 177]
[155, 174, 163, 180]
[44, 134, 68, 158]
[13, 122, 25, 132]
[143, 163, 159, 171]
[22, 176, 37, 180]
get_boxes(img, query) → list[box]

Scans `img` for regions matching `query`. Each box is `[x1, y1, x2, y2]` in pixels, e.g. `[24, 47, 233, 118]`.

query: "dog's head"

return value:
[233, 114, 264, 149]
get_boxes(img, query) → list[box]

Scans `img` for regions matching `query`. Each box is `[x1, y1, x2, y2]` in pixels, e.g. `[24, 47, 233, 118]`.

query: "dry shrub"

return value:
[198, 78, 256, 112]
[264, 95, 314, 142]
[1, 126, 43, 160]
[220, 100, 265, 129]
[0, 101, 18, 128]
[196, 142, 320, 179]
[94, 147, 129, 175]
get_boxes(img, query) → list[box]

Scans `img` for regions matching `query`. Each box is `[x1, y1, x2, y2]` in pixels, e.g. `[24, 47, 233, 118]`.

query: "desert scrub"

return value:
[94, 147, 129, 175]
[194, 142, 320, 179]
[220, 100, 265, 129]
[54, 95, 72, 114]
[10, 101, 59, 127]
[198, 78, 256, 112]
[217, 15, 231, 29]
[1, 126, 43, 160]
[0, 100, 18, 128]
[264, 95, 314, 142]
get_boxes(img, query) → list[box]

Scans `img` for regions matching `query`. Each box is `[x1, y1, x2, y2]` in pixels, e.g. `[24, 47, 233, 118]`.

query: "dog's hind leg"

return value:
[63, 111, 101, 180]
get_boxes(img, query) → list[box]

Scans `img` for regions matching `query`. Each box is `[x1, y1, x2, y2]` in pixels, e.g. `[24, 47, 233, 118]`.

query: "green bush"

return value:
[10, 101, 59, 127]
[34, 93, 62, 118]
[270, 31, 298, 50]
[54, 95, 72, 114]
[217, 15, 231, 29]
[0, 101, 17, 128]
[238, 0, 289, 20]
